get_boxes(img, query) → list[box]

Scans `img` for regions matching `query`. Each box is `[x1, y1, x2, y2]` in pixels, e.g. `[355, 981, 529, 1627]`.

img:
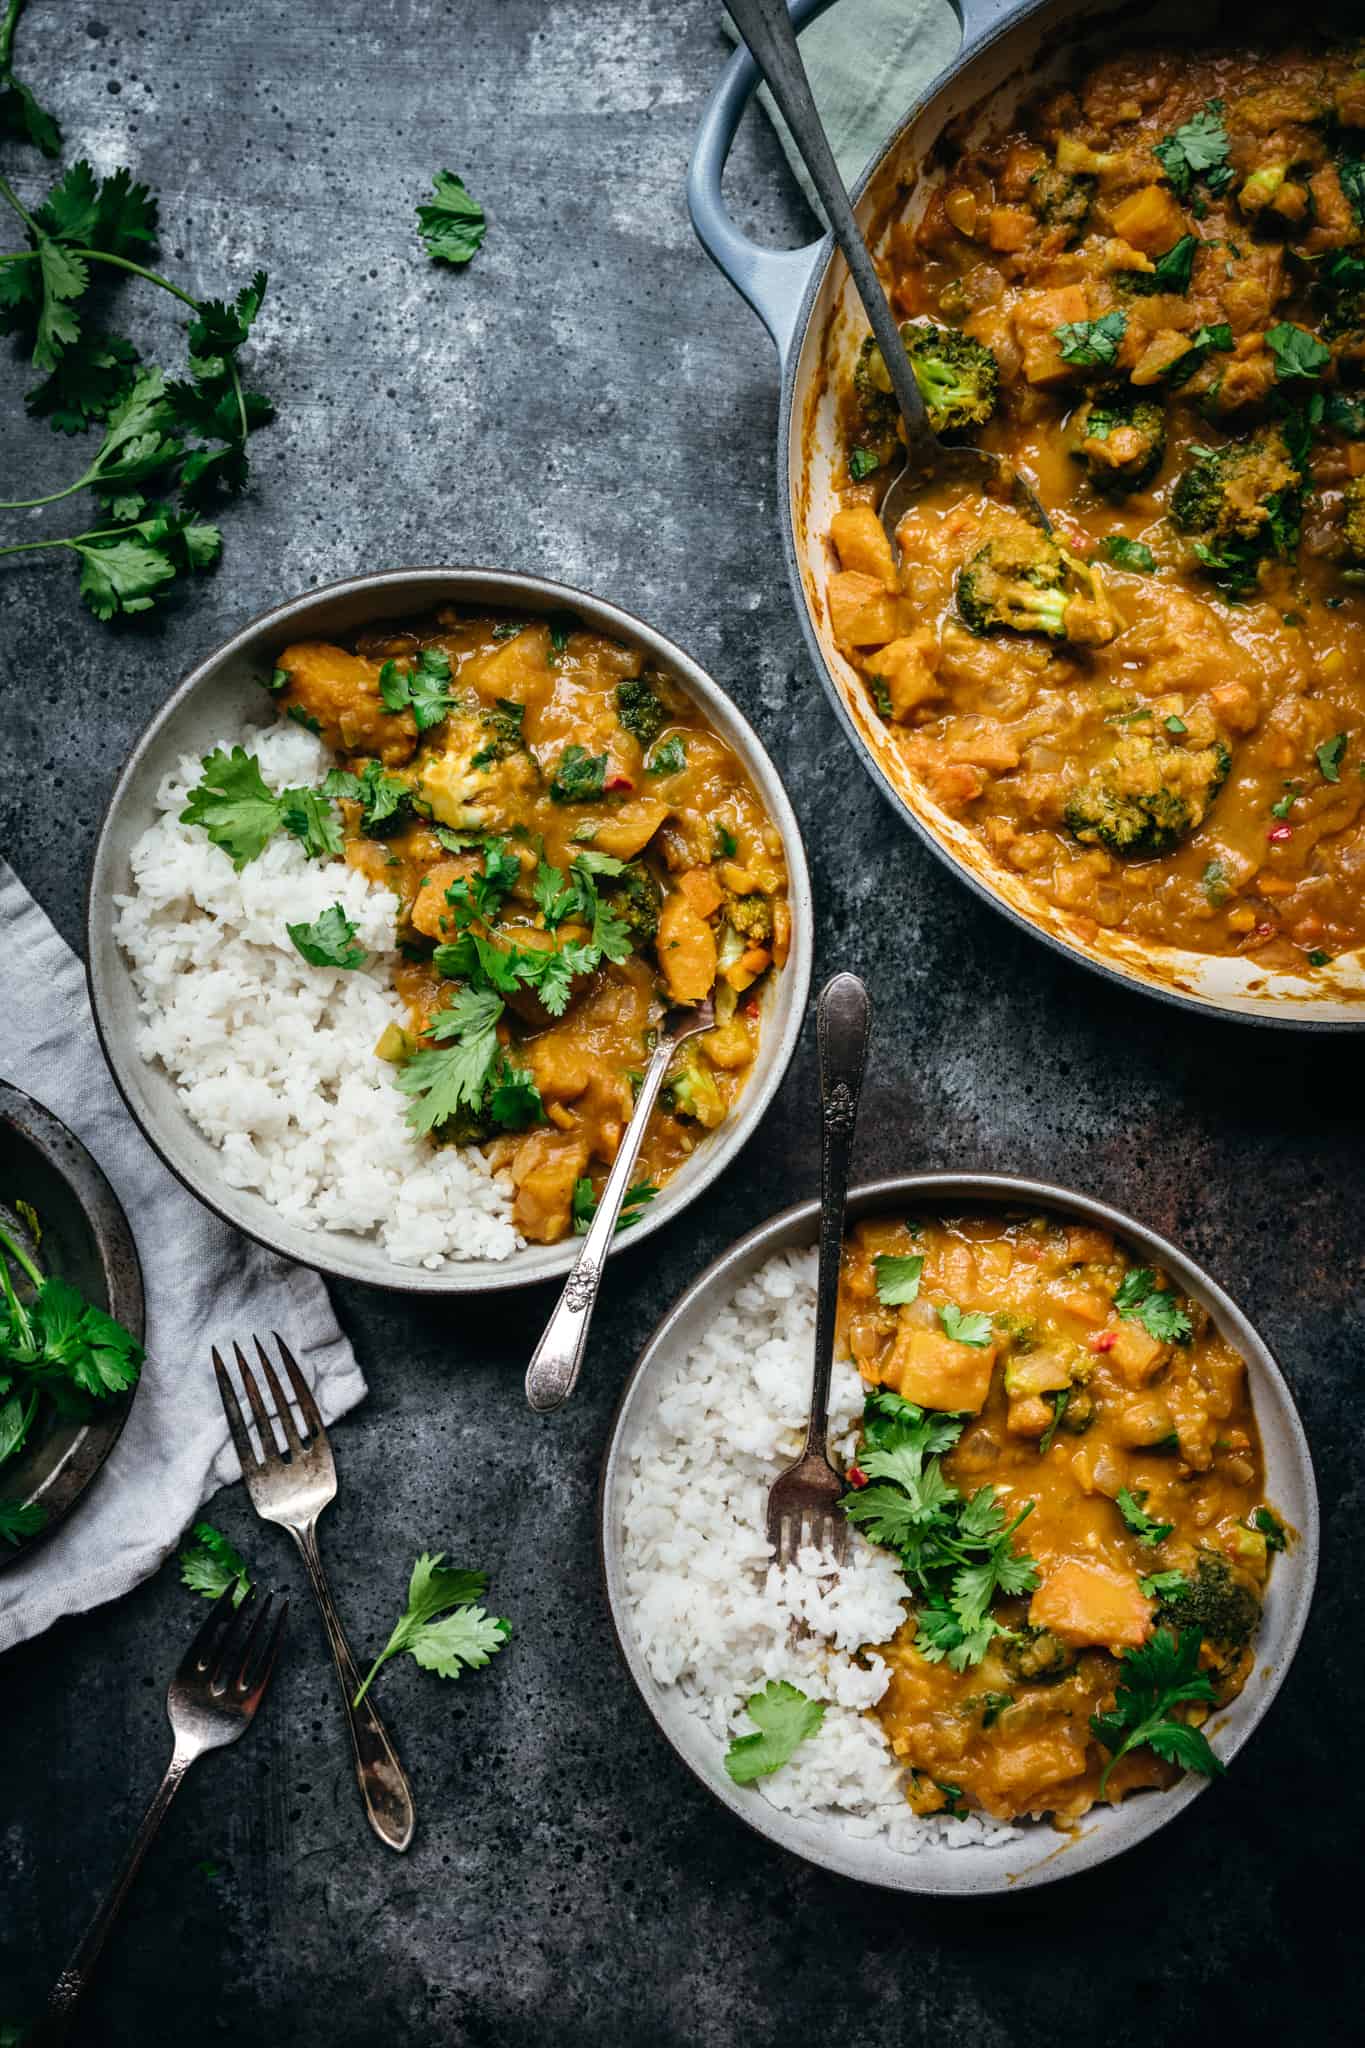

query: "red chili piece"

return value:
[1088, 1329, 1118, 1353]
[846, 1462, 869, 1489]
[1267, 823, 1293, 843]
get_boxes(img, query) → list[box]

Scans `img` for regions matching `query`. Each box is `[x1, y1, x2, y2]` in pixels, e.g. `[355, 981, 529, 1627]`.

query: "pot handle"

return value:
[686, 0, 836, 365]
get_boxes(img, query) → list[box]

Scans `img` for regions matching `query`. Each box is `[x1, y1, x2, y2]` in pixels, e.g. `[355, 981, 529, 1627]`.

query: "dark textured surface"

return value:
[1, 2, 1361, 2041]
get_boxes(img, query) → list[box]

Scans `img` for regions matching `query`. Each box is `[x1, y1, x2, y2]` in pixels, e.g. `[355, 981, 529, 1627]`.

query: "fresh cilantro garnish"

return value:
[1265, 323, 1331, 384]
[180, 748, 342, 870]
[392, 985, 508, 1136]
[280, 785, 343, 860]
[714, 823, 738, 858]
[1090, 1627, 1224, 1796]
[938, 1303, 993, 1346]
[549, 744, 608, 803]
[1037, 1387, 1070, 1457]
[646, 735, 687, 777]
[0, 1496, 45, 1544]
[723, 1679, 825, 1784]
[841, 1391, 1037, 1671]
[1153, 101, 1232, 198]
[1306, 947, 1332, 967]
[1139, 1568, 1190, 1601]
[287, 903, 366, 970]
[1116, 1485, 1174, 1547]
[321, 758, 410, 835]
[1271, 784, 1299, 819]
[1252, 1506, 1287, 1552]
[874, 1252, 924, 1306]
[1054, 308, 1127, 367]
[1201, 859, 1229, 907]
[0, 0, 60, 156]
[486, 1057, 543, 1130]
[848, 446, 881, 481]
[1326, 390, 1365, 438]
[1317, 732, 1348, 783]
[570, 1177, 658, 1235]
[1114, 1267, 1192, 1344]
[1104, 536, 1155, 573]
[353, 1553, 508, 1706]
[179, 1521, 252, 1608]
[416, 171, 487, 267]
[1130, 234, 1197, 294]
[377, 648, 454, 731]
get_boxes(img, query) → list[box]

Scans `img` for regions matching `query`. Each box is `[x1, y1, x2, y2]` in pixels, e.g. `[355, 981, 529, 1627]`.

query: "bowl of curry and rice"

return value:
[85, 569, 812, 1292]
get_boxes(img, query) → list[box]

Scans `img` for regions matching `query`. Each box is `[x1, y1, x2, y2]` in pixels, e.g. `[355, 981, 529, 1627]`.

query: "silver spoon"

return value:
[524, 996, 715, 1414]
[727, 0, 1049, 541]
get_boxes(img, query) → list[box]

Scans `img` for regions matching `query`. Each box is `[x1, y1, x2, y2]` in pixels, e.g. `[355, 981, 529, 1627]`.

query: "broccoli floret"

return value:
[1059, 1387, 1096, 1433]
[1155, 1552, 1260, 1691]
[1028, 164, 1095, 241]
[724, 892, 772, 944]
[1001, 1626, 1076, 1684]
[856, 321, 1001, 436]
[663, 1046, 724, 1128]
[601, 860, 662, 947]
[956, 511, 1120, 645]
[1171, 430, 1302, 594]
[615, 675, 668, 748]
[430, 1102, 495, 1147]
[474, 697, 526, 764]
[1069, 390, 1167, 495]
[1064, 731, 1231, 856]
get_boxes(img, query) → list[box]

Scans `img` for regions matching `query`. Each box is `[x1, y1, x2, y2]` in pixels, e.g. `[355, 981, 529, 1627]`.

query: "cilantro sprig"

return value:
[353, 1553, 509, 1707]
[723, 1680, 824, 1784]
[287, 904, 366, 970]
[874, 1252, 924, 1305]
[841, 1389, 1038, 1670]
[377, 648, 455, 731]
[1054, 309, 1127, 367]
[1090, 1626, 1224, 1796]
[1116, 1486, 1174, 1548]
[180, 747, 343, 870]
[1114, 1267, 1192, 1344]
[1153, 101, 1233, 199]
[179, 1521, 252, 1608]
[571, 1177, 658, 1235]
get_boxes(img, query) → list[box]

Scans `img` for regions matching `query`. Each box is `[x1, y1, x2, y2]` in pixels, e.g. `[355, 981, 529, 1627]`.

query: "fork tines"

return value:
[181, 1581, 289, 1703]
[212, 1332, 324, 1471]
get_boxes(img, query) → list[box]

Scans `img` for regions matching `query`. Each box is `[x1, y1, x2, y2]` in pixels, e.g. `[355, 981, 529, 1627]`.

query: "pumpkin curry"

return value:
[830, 37, 1365, 976]
[837, 1210, 1281, 1825]
[271, 610, 790, 1244]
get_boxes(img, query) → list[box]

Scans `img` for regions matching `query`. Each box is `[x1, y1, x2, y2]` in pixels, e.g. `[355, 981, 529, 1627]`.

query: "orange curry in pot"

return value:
[829, 38, 1365, 975]
[837, 1211, 1281, 1825]
[272, 611, 790, 1244]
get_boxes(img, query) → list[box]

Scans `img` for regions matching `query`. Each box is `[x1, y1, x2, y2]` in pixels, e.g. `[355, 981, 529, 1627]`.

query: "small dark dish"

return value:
[0, 1082, 144, 1565]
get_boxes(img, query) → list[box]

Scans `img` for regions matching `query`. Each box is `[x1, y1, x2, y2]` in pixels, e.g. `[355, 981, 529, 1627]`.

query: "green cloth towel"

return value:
[722, 0, 961, 216]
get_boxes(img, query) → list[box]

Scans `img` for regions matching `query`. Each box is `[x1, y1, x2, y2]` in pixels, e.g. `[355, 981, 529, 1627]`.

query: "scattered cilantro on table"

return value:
[179, 1521, 252, 1608]
[1090, 1626, 1224, 1796]
[416, 170, 486, 267]
[1114, 1267, 1191, 1344]
[287, 903, 366, 970]
[1116, 1486, 1174, 1548]
[723, 1680, 825, 1784]
[353, 1553, 509, 1707]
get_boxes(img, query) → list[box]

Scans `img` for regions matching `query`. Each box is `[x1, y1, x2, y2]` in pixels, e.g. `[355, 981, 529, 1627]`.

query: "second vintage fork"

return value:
[213, 1335, 416, 1852]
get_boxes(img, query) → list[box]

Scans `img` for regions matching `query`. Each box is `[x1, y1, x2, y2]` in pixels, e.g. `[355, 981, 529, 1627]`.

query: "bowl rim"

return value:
[768, 3, 1365, 1032]
[0, 1080, 146, 1566]
[597, 1169, 1320, 1894]
[83, 564, 814, 1294]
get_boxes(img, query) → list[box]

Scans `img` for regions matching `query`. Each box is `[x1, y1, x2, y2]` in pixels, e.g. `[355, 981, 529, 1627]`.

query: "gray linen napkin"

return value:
[0, 859, 367, 1653]
[722, 0, 960, 208]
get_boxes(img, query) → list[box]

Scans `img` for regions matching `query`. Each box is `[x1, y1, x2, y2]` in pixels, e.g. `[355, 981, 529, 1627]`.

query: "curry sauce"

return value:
[272, 610, 790, 1245]
[829, 38, 1365, 975]
[838, 1211, 1277, 1824]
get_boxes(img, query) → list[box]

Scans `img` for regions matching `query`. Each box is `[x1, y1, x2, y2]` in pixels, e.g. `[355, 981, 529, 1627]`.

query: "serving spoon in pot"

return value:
[727, 0, 1050, 542]
[525, 996, 714, 1414]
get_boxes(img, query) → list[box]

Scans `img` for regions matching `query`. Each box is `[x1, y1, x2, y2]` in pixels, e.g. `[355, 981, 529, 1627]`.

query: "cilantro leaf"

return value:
[1054, 309, 1127, 367]
[570, 1177, 658, 1235]
[287, 903, 366, 970]
[180, 747, 287, 867]
[1104, 536, 1155, 574]
[378, 648, 454, 730]
[646, 735, 687, 777]
[1090, 1626, 1223, 1795]
[1116, 1485, 1174, 1547]
[1317, 732, 1348, 783]
[0, 1497, 45, 1545]
[549, 744, 608, 804]
[1266, 323, 1332, 384]
[1139, 1568, 1190, 1600]
[0, 1387, 37, 1466]
[280, 786, 344, 860]
[25, 328, 138, 433]
[723, 1680, 825, 1784]
[1114, 1266, 1191, 1343]
[1153, 102, 1232, 198]
[938, 1303, 993, 1346]
[392, 987, 505, 1136]
[873, 1252, 924, 1306]
[486, 1057, 542, 1130]
[1253, 1506, 1287, 1552]
[416, 170, 487, 267]
[322, 758, 410, 835]
[1130, 234, 1197, 294]
[179, 1521, 252, 1607]
[0, 0, 60, 157]
[353, 1552, 508, 1704]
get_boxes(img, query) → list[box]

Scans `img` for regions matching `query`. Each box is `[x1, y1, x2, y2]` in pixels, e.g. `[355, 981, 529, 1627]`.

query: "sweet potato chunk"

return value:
[828, 572, 903, 648]
[830, 505, 896, 585]
[510, 1131, 591, 1244]
[1012, 286, 1089, 385]
[1029, 1562, 1153, 1650]
[864, 631, 943, 721]
[275, 641, 417, 765]
[882, 1324, 997, 1414]
[657, 892, 718, 1005]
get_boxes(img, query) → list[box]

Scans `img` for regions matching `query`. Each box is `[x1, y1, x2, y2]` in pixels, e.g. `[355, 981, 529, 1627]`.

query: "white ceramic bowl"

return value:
[85, 568, 813, 1294]
[599, 1173, 1318, 1892]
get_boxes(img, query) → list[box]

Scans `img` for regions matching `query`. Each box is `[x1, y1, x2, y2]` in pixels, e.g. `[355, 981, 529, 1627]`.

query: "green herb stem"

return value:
[0, 1221, 44, 1291]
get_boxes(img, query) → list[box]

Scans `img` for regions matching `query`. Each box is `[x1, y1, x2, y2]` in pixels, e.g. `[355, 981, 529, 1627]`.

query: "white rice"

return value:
[622, 1245, 1018, 1851]
[112, 719, 522, 1268]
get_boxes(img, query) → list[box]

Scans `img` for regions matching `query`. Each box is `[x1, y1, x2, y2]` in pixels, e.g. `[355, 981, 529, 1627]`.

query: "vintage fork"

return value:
[32, 1585, 286, 2043]
[765, 972, 871, 1567]
[213, 1335, 416, 1852]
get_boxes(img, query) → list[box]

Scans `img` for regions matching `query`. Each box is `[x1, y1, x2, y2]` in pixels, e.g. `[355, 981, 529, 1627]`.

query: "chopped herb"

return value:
[1139, 1568, 1190, 1601]
[646, 735, 687, 777]
[849, 446, 881, 481]
[1201, 859, 1229, 907]
[723, 1680, 825, 1784]
[416, 170, 486, 266]
[321, 758, 410, 836]
[1116, 1485, 1174, 1547]
[1153, 102, 1232, 198]
[1037, 1387, 1069, 1457]
[938, 1303, 993, 1346]
[1090, 1627, 1223, 1796]
[1306, 947, 1332, 968]
[377, 648, 455, 731]
[1317, 732, 1348, 783]
[1271, 784, 1299, 819]
[979, 1692, 1013, 1729]
[491, 621, 523, 641]
[286, 903, 366, 970]
[1252, 1506, 1287, 1552]
[570, 1177, 658, 1235]
[1265, 323, 1332, 384]
[1104, 535, 1155, 573]
[1129, 233, 1197, 294]
[1164, 714, 1187, 735]
[1114, 1267, 1191, 1344]
[180, 748, 292, 868]
[179, 1521, 252, 1608]
[549, 744, 608, 804]
[353, 1553, 509, 1707]
[873, 1253, 924, 1306]
[1054, 308, 1127, 367]
[714, 823, 738, 858]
